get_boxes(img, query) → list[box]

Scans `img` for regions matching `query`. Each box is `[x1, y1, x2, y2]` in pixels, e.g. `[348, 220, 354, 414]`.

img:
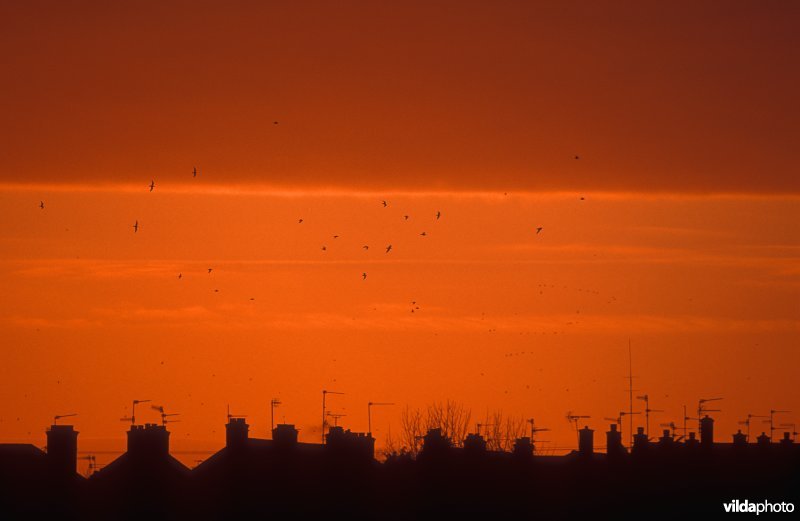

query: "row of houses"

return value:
[1, 416, 797, 519]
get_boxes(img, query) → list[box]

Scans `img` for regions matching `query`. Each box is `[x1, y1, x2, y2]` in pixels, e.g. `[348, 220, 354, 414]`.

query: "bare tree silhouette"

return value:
[399, 401, 472, 455]
[486, 410, 526, 452]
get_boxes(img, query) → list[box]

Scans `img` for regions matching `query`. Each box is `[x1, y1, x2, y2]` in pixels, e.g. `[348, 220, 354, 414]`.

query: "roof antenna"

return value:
[270, 398, 282, 436]
[626, 340, 637, 446]
[53, 413, 77, 425]
[322, 389, 344, 444]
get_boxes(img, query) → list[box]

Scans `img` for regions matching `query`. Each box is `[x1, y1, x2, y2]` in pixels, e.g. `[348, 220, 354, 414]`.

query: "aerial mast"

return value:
[626, 340, 637, 446]
[322, 389, 344, 444]
[131, 399, 150, 426]
[53, 413, 77, 425]
[270, 398, 282, 436]
[769, 410, 791, 441]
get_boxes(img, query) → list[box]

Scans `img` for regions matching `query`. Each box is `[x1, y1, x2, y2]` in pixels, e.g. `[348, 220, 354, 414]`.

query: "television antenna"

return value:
[738, 413, 768, 442]
[636, 394, 664, 438]
[769, 410, 791, 441]
[526, 418, 549, 453]
[326, 411, 346, 427]
[53, 413, 77, 425]
[322, 390, 344, 444]
[131, 399, 151, 425]
[270, 398, 282, 434]
[566, 411, 591, 439]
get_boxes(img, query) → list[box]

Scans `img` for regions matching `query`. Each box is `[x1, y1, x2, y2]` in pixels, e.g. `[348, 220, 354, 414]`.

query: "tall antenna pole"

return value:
[321, 390, 344, 445]
[628, 339, 634, 447]
[270, 398, 281, 436]
[683, 405, 687, 440]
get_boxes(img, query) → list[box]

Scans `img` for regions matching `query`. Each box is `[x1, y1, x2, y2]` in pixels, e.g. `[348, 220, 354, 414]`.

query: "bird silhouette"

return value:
[192, 167, 197, 178]
[207, 268, 213, 274]
[298, 219, 304, 224]
[536, 227, 543, 234]
[362, 272, 367, 280]
[420, 232, 427, 237]
[178, 273, 182, 279]
[404, 215, 409, 220]
[363, 245, 369, 250]
[574, 155, 580, 160]
[39, 201, 44, 209]
[273, 121, 279, 125]
[133, 220, 139, 233]
[149, 180, 155, 192]
[385, 245, 392, 253]
[382, 200, 388, 207]
[333, 235, 339, 239]
[436, 211, 441, 219]
[321, 246, 327, 251]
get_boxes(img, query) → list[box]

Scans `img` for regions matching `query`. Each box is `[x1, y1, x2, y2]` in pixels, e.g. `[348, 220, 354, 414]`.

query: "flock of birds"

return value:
[33, 156, 601, 345]
[36, 165, 556, 298]
[311, 200, 442, 279]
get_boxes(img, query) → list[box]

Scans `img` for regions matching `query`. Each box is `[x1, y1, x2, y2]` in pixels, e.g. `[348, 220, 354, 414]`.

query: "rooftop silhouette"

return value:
[1, 412, 797, 520]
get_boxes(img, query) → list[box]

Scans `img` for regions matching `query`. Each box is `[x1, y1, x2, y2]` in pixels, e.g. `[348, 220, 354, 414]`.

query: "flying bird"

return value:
[385, 244, 392, 253]
[536, 227, 543, 234]
[436, 211, 441, 219]
[363, 245, 369, 250]
[39, 201, 44, 209]
[207, 268, 213, 274]
[420, 232, 427, 237]
[333, 235, 339, 239]
[298, 219, 303, 224]
[404, 215, 409, 220]
[273, 121, 279, 125]
[362, 272, 367, 280]
[574, 155, 580, 160]
[382, 200, 388, 207]
[149, 180, 155, 192]
[192, 167, 197, 178]
[133, 220, 139, 233]
[321, 246, 327, 251]
[178, 273, 182, 279]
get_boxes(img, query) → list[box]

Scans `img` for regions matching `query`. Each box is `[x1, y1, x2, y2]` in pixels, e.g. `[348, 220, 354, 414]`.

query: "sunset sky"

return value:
[1, 1, 798, 470]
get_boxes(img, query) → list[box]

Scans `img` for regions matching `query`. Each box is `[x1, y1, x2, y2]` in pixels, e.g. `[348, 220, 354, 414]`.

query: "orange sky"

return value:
[0, 2, 798, 471]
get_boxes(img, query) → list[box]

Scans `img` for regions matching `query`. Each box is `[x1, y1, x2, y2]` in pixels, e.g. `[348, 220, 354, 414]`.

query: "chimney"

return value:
[46, 424, 78, 478]
[606, 423, 624, 457]
[632, 426, 650, 454]
[513, 437, 533, 459]
[464, 433, 487, 454]
[732, 430, 747, 447]
[700, 415, 714, 447]
[226, 417, 249, 450]
[272, 423, 298, 448]
[658, 429, 674, 449]
[578, 426, 594, 456]
[127, 423, 170, 458]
